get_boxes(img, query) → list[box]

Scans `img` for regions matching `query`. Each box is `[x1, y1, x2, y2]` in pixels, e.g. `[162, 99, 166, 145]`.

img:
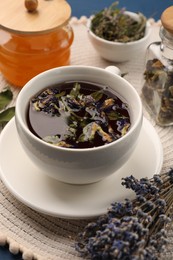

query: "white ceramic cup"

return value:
[15, 65, 143, 184]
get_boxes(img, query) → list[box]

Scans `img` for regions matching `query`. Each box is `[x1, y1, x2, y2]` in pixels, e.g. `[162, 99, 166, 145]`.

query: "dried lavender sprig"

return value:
[75, 169, 173, 259]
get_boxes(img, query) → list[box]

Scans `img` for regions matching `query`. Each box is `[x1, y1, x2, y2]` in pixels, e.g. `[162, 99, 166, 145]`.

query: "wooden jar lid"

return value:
[0, 0, 71, 34]
[161, 6, 173, 34]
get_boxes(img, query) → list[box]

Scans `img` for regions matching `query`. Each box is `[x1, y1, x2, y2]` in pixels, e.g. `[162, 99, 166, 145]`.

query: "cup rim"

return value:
[15, 65, 143, 152]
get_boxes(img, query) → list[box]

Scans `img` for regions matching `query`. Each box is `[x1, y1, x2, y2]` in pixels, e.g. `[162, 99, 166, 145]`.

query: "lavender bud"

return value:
[153, 174, 163, 185]
[155, 199, 166, 207]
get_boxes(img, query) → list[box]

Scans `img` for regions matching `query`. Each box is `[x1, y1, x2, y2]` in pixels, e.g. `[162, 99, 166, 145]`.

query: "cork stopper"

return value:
[0, 0, 71, 34]
[161, 6, 173, 34]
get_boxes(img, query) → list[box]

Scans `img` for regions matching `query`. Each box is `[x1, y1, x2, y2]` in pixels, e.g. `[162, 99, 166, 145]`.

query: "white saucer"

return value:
[0, 117, 163, 219]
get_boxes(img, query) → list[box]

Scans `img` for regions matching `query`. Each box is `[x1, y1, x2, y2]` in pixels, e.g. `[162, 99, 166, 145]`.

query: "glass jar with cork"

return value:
[141, 6, 173, 126]
[0, 0, 74, 87]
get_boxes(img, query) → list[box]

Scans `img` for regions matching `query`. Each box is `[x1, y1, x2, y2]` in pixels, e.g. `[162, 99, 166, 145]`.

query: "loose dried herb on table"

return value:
[90, 2, 147, 43]
[76, 168, 173, 259]
[0, 88, 15, 127]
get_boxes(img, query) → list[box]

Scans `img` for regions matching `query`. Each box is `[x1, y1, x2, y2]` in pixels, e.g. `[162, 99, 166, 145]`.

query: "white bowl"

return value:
[15, 65, 143, 184]
[88, 11, 151, 62]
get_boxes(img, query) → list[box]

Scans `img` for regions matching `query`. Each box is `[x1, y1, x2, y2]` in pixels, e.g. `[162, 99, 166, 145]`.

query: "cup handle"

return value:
[105, 66, 122, 76]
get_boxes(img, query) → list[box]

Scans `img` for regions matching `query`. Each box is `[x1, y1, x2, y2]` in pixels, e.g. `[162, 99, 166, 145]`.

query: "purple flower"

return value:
[76, 169, 173, 259]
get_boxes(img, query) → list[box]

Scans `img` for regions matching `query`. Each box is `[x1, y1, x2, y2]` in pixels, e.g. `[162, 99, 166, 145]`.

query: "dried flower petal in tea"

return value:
[28, 81, 131, 148]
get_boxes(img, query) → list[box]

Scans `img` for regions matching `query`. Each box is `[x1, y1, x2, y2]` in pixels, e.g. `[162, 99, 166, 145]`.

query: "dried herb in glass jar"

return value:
[142, 58, 173, 126]
[141, 6, 173, 126]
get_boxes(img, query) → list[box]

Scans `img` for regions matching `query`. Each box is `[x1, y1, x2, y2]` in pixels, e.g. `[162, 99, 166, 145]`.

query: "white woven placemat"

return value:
[0, 18, 173, 260]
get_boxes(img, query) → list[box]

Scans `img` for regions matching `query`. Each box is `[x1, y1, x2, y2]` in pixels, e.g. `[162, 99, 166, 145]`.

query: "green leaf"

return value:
[91, 90, 103, 101]
[0, 107, 15, 124]
[0, 88, 13, 110]
[106, 111, 121, 120]
[69, 83, 81, 98]
[55, 91, 66, 99]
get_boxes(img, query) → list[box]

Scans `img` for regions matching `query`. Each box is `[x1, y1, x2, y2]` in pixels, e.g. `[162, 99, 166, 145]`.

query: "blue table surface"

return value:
[1, 1, 173, 259]
[0, 246, 22, 260]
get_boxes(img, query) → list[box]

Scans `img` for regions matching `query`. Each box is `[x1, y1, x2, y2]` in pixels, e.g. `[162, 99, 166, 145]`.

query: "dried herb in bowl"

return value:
[76, 168, 173, 259]
[90, 2, 147, 43]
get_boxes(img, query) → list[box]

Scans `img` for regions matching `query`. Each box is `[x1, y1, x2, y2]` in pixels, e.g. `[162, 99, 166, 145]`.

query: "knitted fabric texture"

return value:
[1, 18, 173, 260]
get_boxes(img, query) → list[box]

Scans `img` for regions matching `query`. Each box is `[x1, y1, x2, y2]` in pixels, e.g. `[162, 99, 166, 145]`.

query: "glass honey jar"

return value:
[141, 6, 173, 126]
[0, 0, 74, 87]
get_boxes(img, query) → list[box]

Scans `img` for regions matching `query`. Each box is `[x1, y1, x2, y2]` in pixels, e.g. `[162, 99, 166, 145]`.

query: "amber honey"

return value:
[0, 0, 73, 87]
[0, 25, 74, 87]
